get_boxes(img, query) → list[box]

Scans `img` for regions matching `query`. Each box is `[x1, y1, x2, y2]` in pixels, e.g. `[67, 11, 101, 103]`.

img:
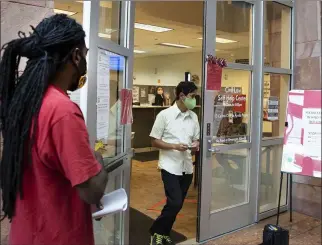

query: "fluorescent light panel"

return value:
[159, 43, 191, 49]
[134, 23, 172, 33]
[134, 50, 146, 54]
[198, 37, 237, 43]
[53, 9, 77, 16]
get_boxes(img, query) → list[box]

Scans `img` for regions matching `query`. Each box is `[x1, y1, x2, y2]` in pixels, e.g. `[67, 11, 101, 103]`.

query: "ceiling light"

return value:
[76, 1, 83, 3]
[134, 50, 146, 54]
[158, 43, 191, 49]
[134, 23, 172, 33]
[198, 37, 237, 43]
[98, 33, 111, 39]
[53, 9, 77, 16]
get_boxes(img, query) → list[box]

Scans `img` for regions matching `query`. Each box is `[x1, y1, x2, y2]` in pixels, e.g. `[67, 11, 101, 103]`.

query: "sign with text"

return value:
[281, 90, 321, 178]
[206, 63, 223, 91]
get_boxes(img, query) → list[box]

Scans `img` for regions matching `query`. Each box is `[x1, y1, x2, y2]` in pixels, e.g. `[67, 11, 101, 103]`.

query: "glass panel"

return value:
[99, 1, 121, 44]
[96, 49, 125, 158]
[213, 70, 251, 144]
[94, 171, 123, 244]
[264, 2, 291, 68]
[211, 148, 250, 212]
[260, 145, 287, 213]
[215, 1, 253, 64]
[262, 74, 290, 138]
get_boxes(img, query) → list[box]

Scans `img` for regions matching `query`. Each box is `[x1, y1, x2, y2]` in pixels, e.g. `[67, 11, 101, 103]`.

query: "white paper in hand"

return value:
[92, 188, 128, 219]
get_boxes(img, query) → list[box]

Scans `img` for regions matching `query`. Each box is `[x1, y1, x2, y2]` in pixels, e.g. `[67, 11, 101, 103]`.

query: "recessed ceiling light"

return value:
[53, 9, 77, 16]
[134, 23, 172, 33]
[134, 50, 146, 54]
[198, 37, 237, 44]
[158, 43, 191, 49]
[98, 33, 111, 39]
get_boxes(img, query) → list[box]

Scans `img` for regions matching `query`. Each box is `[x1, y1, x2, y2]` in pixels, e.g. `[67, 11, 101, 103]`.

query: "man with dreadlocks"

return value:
[0, 14, 108, 245]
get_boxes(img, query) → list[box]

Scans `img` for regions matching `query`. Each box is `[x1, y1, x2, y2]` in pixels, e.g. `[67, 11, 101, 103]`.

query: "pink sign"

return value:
[121, 89, 133, 125]
[281, 90, 321, 178]
[206, 63, 222, 91]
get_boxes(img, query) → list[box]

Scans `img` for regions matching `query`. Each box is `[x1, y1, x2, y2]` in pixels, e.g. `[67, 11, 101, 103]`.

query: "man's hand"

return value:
[94, 151, 104, 165]
[173, 143, 188, 152]
[190, 141, 200, 153]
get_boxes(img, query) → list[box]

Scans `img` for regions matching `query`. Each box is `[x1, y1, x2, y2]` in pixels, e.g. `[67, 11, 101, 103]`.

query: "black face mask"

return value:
[69, 51, 87, 92]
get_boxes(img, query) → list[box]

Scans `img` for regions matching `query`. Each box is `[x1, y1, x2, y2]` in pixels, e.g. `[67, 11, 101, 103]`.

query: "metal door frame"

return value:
[198, 0, 262, 242]
[81, 1, 135, 244]
[198, 0, 294, 242]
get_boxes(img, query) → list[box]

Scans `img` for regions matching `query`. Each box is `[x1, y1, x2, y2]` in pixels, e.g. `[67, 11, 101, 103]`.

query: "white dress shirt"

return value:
[150, 103, 200, 176]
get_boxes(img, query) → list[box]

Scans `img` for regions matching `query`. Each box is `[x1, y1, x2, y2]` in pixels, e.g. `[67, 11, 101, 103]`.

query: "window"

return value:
[215, 1, 253, 64]
[98, 1, 121, 44]
[264, 2, 291, 68]
[213, 70, 251, 144]
[96, 49, 125, 158]
[262, 74, 290, 138]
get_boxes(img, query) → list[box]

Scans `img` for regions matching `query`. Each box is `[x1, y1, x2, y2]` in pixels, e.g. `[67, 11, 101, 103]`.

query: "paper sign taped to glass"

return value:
[121, 89, 133, 125]
[206, 55, 227, 91]
[92, 188, 128, 219]
[281, 90, 321, 178]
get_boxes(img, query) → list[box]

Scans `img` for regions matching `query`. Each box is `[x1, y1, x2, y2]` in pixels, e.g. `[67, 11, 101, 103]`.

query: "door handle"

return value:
[208, 147, 220, 153]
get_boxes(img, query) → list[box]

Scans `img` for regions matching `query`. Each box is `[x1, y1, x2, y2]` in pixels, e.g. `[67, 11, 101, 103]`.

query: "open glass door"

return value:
[198, 0, 261, 242]
[80, 1, 135, 244]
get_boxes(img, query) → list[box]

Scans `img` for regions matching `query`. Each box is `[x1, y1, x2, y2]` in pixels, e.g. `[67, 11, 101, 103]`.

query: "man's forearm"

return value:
[151, 139, 175, 150]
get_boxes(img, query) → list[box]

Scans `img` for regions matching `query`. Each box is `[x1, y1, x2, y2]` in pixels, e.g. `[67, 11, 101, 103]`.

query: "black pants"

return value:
[150, 170, 193, 236]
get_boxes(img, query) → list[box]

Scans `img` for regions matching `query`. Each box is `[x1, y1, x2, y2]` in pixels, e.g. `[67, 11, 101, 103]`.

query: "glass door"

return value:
[81, 1, 135, 245]
[198, 0, 261, 241]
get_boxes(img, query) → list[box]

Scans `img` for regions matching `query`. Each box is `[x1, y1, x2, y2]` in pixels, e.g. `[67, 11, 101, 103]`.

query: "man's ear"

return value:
[71, 48, 82, 66]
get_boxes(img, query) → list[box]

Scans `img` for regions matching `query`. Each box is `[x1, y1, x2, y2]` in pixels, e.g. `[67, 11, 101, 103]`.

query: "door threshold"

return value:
[178, 238, 198, 245]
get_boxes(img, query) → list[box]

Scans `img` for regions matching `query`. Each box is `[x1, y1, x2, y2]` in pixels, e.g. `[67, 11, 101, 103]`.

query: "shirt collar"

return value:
[172, 102, 192, 119]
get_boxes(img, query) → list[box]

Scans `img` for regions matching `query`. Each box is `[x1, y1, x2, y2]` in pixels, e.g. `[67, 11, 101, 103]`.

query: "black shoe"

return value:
[150, 233, 164, 245]
[163, 235, 175, 245]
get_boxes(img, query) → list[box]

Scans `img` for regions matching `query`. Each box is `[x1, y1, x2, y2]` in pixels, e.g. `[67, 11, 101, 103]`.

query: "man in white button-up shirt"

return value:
[149, 82, 200, 245]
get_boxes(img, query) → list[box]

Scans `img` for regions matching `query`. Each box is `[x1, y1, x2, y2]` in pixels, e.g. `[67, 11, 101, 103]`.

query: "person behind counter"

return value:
[149, 81, 200, 245]
[153, 86, 165, 106]
[0, 14, 107, 245]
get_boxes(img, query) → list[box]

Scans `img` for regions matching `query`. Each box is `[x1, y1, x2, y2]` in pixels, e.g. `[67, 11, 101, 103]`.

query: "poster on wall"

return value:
[281, 90, 321, 178]
[96, 48, 110, 140]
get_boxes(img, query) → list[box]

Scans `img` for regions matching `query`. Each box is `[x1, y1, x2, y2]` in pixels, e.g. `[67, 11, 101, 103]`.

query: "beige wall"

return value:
[293, 0, 322, 219]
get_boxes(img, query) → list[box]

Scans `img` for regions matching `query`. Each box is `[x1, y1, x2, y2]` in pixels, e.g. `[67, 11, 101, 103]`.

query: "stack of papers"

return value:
[92, 188, 128, 219]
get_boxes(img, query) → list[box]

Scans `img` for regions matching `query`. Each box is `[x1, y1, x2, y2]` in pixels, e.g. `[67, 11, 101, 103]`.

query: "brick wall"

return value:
[293, 0, 322, 219]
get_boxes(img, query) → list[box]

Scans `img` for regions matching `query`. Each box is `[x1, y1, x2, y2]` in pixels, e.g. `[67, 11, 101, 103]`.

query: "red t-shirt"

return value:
[9, 85, 102, 245]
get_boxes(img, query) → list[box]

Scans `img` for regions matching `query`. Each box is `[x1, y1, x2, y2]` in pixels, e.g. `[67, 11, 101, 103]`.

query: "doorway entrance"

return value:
[129, 1, 204, 244]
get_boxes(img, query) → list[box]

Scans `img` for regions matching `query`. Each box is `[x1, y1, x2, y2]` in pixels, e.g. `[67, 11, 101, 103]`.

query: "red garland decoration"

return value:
[206, 55, 227, 68]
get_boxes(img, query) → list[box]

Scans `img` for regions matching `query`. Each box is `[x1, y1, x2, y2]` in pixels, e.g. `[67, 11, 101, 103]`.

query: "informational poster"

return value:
[281, 90, 321, 178]
[267, 96, 279, 121]
[132, 86, 139, 103]
[96, 48, 110, 140]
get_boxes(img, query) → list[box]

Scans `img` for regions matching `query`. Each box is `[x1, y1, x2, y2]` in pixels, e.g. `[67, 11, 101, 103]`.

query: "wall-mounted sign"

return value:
[281, 90, 321, 178]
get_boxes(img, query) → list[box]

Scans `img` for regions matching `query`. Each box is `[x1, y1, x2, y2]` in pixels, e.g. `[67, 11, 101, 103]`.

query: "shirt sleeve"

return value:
[43, 112, 102, 187]
[150, 112, 165, 140]
[193, 116, 200, 141]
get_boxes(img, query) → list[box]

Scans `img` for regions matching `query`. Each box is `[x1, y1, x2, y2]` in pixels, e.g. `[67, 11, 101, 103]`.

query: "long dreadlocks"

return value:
[0, 14, 85, 221]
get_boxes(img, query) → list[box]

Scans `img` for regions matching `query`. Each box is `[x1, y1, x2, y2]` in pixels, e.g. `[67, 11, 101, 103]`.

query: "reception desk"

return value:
[132, 105, 201, 152]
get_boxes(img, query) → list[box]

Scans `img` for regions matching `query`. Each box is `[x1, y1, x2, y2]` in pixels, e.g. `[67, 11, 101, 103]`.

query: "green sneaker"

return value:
[163, 235, 175, 245]
[150, 233, 164, 245]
